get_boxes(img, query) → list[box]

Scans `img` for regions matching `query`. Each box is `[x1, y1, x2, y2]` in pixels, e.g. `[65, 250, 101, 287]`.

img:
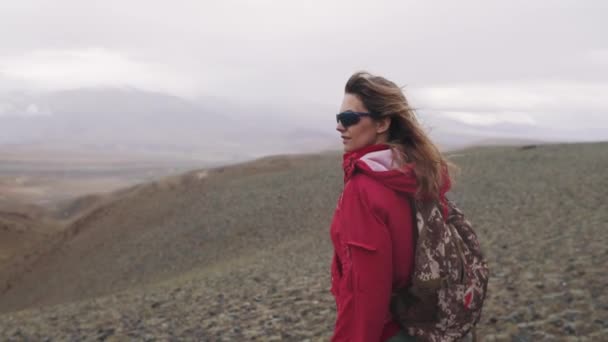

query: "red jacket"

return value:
[329, 144, 419, 342]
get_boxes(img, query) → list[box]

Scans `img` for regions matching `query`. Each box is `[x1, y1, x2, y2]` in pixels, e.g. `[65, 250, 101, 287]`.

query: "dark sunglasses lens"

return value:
[337, 112, 360, 127]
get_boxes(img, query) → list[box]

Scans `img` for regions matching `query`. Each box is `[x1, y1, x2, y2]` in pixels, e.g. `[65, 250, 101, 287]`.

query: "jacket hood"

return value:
[344, 144, 418, 194]
[343, 144, 452, 215]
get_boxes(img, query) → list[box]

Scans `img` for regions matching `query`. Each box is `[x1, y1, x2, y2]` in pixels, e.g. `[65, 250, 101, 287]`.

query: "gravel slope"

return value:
[1, 142, 606, 341]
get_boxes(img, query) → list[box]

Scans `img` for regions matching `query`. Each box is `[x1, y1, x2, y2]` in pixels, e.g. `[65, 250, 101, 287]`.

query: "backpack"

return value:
[390, 198, 489, 342]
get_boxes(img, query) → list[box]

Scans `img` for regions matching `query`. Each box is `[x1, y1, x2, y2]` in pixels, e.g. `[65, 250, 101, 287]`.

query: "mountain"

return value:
[0, 88, 336, 163]
[0, 87, 561, 162]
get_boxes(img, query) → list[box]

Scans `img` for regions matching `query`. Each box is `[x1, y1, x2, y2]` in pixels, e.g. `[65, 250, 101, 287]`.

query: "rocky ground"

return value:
[0, 142, 606, 341]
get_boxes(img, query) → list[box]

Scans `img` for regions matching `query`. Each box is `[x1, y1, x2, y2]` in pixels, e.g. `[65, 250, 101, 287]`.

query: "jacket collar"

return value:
[342, 144, 390, 182]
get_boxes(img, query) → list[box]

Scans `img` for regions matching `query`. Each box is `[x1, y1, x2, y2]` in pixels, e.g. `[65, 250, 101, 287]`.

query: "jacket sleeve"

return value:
[331, 185, 394, 342]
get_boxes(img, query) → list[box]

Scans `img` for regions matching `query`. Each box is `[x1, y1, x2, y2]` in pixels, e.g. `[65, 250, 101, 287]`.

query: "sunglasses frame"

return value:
[336, 110, 379, 128]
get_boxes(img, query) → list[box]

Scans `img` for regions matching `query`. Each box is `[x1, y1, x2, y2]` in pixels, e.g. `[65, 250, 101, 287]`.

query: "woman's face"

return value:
[337, 93, 388, 152]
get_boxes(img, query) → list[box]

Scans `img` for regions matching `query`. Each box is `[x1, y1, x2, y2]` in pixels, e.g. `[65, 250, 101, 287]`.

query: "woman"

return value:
[329, 71, 452, 342]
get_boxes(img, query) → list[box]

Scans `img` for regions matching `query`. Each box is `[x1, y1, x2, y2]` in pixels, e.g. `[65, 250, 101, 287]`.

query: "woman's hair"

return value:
[345, 71, 455, 199]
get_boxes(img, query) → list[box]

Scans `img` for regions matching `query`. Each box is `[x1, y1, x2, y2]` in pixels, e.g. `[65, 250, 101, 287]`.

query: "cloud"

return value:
[0, 1, 607, 141]
[586, 49, 608, 66]
[437, 111, 537, 126]
[0, 48, 199, 96]
[409, 81, 608, 130]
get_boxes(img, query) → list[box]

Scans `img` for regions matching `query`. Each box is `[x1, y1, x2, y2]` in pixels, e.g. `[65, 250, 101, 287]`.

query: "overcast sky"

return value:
[1, 0, 607, 140]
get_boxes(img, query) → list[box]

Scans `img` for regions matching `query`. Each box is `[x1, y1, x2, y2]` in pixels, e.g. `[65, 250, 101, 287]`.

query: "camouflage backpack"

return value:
[390, 199, 489, 342]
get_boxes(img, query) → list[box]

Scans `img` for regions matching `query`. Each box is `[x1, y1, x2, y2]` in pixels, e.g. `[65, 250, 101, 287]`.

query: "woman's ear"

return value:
[376, 116, 391, 135]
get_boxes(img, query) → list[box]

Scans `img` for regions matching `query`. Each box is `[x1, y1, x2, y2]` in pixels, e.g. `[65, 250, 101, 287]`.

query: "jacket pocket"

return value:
[345, 240, 377, 252]
[345, 240, 378, 293]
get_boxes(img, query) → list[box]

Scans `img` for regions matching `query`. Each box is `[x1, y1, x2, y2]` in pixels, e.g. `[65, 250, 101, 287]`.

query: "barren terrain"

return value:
[0, 142, 606, 341]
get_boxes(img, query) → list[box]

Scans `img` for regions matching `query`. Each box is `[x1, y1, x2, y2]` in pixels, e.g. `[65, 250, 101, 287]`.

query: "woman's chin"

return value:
[342, 139, 354, 151]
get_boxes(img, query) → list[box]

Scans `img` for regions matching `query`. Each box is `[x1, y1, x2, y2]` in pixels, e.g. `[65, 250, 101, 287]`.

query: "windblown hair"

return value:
[345, 71, 455, 199]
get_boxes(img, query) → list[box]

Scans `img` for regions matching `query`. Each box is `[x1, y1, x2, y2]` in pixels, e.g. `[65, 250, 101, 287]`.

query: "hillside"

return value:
[0, 153, 342, 312]
[0, 142, 607, 341]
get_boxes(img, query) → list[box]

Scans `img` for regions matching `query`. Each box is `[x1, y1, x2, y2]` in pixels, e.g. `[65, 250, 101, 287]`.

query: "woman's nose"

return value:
[336, 121, 345, 132]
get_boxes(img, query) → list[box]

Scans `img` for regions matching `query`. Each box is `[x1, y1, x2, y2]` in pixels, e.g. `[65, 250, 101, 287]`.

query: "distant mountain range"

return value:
[0, 87, 549, 163]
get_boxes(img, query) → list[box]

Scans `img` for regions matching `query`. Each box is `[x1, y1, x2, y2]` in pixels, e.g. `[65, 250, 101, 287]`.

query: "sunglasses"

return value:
[336, 110, 378, 128]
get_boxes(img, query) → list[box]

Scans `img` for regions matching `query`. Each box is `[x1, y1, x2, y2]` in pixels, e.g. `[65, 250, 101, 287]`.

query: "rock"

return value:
[96, 328, 115, 341]
[564, 324, 576, 335]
